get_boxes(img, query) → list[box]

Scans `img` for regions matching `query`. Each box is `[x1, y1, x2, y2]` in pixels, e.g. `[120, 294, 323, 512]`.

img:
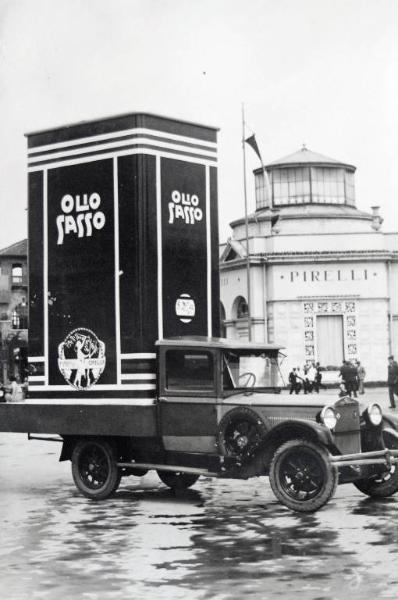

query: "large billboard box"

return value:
[27, 113, 219, 403]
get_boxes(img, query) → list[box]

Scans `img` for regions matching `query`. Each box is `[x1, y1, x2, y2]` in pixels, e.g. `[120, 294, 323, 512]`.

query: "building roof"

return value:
[0, 239, 27, 257]
[263, 146, 355, 171]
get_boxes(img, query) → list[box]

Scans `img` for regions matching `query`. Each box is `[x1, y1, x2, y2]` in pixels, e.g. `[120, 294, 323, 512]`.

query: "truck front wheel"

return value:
[269, 439, 338, 513]
[353, 429, 398, 498]
[71, 439, 121, 500]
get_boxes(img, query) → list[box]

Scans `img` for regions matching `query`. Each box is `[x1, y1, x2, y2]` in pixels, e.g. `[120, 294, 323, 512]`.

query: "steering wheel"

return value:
[238, 372, 256, 388]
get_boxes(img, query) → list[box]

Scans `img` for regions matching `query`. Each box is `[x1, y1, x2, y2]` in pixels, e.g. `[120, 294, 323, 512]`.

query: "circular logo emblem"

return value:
[175, 293, 196, 323]
[58, 328, 106, 391]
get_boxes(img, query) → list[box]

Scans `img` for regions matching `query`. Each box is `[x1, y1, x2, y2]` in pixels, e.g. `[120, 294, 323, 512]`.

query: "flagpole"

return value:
[242, 103, 252, 341]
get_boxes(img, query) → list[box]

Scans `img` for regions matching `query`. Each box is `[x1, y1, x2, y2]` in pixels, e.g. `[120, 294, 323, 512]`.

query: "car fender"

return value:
[256, 419, 334, 470]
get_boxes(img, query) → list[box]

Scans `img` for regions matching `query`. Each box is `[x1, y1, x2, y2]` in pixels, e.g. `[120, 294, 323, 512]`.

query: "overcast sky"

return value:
[0, 0, 398, 249]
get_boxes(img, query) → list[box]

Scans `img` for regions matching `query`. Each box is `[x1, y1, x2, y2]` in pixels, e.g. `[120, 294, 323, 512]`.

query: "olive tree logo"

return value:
[58, 328, 106, 390]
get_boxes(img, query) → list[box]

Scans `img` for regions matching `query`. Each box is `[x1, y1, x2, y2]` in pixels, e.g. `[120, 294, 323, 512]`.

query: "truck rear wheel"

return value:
[269, 439, 338, 513]
[353, 429, 398, 498]
[71, 439, 121, 500]
[157, 470, 199, 490]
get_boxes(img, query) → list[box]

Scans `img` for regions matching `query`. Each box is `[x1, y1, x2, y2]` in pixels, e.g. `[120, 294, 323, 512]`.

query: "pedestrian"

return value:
[387, 355, 398, 409]
[5, 376, 24, 403]
[339, 360, 358, 398]
[288, 368, 300, 394]
[306, 362, 317, 393]
[314, 362, 322, 393]
[356, 360, 366, 395]
[296, 367, 304, 394]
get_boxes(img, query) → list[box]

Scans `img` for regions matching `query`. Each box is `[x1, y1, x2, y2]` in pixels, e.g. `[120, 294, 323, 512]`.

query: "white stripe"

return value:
[43, 170, 49, 386]
[28, 383, 156, 391]
[121, 352, 156, 359]
[113, 157, 121, 385]
[28, 136, 217, 163]
[156, 154, 163, 339]
[29, 375, 46, 382]
[28, 356, 45, 363]
[121, 373, 156, 381]
[28, 127, 217, 154]
[206, 164, 212, 337]
[26, 398, 156, 406]
[28, 148, 217, 172]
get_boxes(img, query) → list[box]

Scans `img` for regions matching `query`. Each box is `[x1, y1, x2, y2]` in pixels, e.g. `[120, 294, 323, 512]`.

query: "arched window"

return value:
[12, 264, 23, 284]
[232, 296, 249, 320]
[11, 303, 28, 330]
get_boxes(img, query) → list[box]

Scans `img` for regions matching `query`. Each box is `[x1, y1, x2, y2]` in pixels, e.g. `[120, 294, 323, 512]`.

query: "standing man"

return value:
[356, 360, 366, 395]
[387, 355, 398, 409]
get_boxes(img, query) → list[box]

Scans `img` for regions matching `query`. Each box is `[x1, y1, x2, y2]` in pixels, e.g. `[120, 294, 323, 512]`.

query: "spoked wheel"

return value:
[157, 470, 199, 490]
[217, 408, 267, 460]
[354, 429, 398, 498]
[71, 439, 121, 500]
[269, 439, 338, 512]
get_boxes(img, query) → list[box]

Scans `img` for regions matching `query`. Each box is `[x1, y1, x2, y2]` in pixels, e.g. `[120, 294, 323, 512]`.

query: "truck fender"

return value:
[256, 419, 334, 470]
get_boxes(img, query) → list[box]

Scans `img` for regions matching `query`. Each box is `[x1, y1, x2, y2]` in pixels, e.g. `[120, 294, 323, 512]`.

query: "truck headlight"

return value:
[366, 403, 383, 426]
[320, 406, 337, 430]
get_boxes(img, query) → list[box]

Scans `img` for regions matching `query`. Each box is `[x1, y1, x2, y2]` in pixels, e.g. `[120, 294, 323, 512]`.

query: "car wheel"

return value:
[157, 471, 199, 490]
[269, 439, 338, 513]
[71, 439, 121, 500]
[353, 429, 398, 498]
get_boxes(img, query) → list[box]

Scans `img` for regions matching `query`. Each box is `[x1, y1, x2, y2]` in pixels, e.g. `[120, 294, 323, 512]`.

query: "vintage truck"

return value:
[1, 112, 398, 513]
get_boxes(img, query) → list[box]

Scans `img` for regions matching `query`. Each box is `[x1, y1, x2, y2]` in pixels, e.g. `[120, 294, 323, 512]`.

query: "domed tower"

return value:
[255, 145, 356, 209]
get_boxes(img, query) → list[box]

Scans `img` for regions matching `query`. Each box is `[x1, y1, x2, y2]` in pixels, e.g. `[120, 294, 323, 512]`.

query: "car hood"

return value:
[222, 391, 334, 409]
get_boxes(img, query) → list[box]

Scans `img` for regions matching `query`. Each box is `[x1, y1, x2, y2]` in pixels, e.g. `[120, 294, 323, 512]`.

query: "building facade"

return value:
[0, 239, 28, 382]
[220, 147, 398, 384]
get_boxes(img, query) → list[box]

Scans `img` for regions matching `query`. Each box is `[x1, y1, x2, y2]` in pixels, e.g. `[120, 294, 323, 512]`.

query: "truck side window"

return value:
[165, 350, 214, 391]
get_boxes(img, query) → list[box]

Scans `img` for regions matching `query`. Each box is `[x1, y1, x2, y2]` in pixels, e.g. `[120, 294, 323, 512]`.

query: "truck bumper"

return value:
[330, 448, 398, 468]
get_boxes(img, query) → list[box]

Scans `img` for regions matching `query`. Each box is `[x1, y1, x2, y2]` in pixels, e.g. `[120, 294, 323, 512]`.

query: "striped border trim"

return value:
[27, 383, 156, 391]
[28, 148, 217, 172]
[26, 398, 156, 405]
[28, 127, 217, 154]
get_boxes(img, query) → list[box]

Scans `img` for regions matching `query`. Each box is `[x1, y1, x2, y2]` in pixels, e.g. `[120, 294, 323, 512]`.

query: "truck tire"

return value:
[269, 439, 338, 513]
[157, 471, 199, 490]
[71, 439, 121, 500]
[353, 429, 398, 498]
[217, 407, 268, 460]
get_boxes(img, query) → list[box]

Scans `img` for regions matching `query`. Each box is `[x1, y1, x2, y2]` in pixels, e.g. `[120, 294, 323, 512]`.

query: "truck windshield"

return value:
[223, 350, 279, 391]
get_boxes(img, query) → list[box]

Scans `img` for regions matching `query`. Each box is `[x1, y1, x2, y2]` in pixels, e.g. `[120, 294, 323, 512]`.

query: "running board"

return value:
[117, 462, 219, 477]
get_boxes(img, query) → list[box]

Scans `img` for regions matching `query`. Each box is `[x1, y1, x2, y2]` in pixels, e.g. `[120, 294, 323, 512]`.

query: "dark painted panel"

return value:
[47, 159, 116, 388]
[161, 158, 208, 337]
[118, 154, 158, 353]
[28, 170, 44, 358]
[160, 402, 217, 436]
[0, 404, 157, 436]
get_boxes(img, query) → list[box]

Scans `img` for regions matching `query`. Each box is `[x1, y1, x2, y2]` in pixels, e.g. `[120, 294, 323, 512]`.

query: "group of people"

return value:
[0, 375, 26, 403]
[338, 360, 366, 398]
[288, 363, 323, 395]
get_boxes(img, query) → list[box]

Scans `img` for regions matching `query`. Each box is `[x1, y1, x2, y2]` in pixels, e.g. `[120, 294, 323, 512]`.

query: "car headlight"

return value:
[366, 403, 383, 426]
[320, 406, 337, 430]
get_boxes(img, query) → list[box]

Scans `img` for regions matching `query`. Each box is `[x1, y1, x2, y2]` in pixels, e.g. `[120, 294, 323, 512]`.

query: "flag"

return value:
[245, 134, 263, 163]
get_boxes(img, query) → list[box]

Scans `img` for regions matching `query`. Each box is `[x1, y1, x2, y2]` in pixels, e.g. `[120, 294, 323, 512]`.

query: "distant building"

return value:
[220, 147, 398, 384]
[0, 239, 28, 382]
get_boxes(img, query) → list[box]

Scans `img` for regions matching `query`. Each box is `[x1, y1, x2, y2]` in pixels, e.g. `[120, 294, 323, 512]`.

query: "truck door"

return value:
[158, 347, 218, 454]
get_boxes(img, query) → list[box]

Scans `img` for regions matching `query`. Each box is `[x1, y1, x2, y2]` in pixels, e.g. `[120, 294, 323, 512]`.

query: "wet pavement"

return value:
[1, 389, 398, 600]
